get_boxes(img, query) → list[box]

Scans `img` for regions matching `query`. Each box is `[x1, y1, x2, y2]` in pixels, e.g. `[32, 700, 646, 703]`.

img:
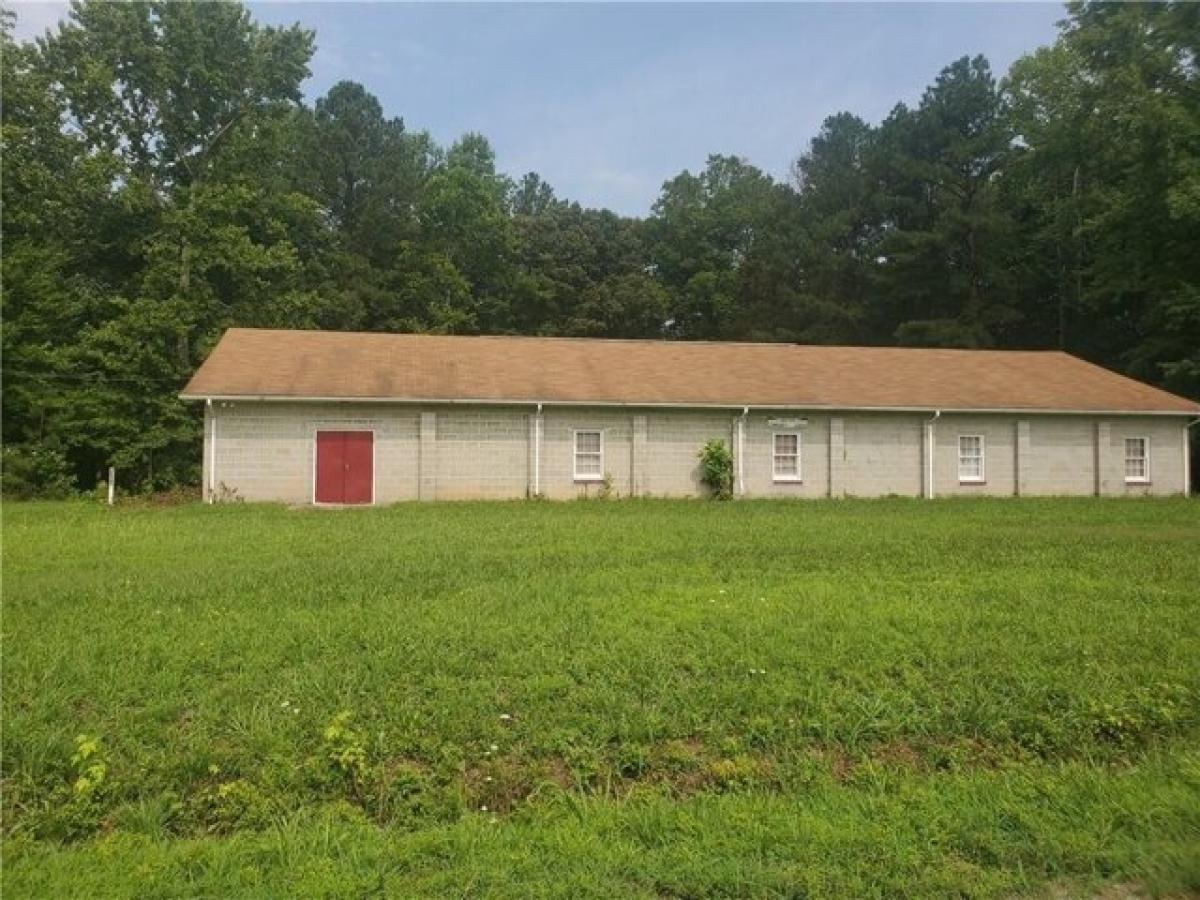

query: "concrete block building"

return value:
[181, 328, 1199, 504]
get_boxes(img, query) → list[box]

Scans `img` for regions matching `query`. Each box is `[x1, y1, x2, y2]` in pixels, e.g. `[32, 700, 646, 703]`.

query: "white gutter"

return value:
[207, 398, 217, 504]
[924, 410, 941, 499]
[178, 394, 1198, 418]
[737, 406, 749, 496]
[1186, 417, 1200, 496]
[534, 402, 543, 497]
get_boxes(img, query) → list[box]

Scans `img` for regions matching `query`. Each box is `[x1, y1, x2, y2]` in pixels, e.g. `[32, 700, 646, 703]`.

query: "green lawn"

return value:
[3, 498, 1199, 898]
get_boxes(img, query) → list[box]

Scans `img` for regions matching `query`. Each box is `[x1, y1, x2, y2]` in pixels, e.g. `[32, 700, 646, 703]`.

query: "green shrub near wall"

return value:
[697, 439, 734, 499]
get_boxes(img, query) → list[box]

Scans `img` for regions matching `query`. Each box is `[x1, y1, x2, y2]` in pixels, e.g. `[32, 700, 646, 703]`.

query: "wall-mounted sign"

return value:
[767, 418, 808, 428]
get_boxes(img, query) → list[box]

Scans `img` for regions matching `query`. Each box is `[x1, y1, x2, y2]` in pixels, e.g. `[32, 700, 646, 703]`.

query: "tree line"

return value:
[2, 1, 1197, 494]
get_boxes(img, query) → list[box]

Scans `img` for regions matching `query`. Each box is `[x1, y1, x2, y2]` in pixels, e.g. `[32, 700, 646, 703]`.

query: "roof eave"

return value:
[178, 392, 1200, 416]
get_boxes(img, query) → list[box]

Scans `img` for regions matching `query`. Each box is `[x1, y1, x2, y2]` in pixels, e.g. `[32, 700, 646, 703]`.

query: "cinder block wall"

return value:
[644, 410, 736, 497]
[1020, 417, 1095, 496]
[742, 413, 830, 498]
[842, 414, 925, 498]
[934, 415, 1018, 497]
[203, 401, 1190, 503]
[540, 409, 635, 499]
[930, 414, 1186, 497]
[432, 405, 528, 500]
[207, 401, 419, 503]
[1094, 416, 1187, 496]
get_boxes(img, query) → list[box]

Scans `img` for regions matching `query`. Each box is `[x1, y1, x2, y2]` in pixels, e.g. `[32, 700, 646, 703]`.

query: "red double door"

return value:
[315, 431, 374, 504]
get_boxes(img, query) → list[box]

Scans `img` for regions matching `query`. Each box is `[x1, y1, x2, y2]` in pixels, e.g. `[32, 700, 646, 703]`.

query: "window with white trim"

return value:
[772, 432, 801, 481]
[958, 434, 985, 483]
[1124, 436, 1149, 483]
[573, 430, 603, 481]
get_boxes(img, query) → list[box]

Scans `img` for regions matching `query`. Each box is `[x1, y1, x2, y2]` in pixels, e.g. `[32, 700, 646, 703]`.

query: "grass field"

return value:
[3, 497, 1199, 898]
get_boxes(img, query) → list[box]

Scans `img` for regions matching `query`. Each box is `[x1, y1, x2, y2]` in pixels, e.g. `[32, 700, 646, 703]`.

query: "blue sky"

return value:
[11, 2, 1064, 216]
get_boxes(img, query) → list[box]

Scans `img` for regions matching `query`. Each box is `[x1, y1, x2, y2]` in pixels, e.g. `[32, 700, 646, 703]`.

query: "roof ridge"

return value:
[226, 327, 1072, 355]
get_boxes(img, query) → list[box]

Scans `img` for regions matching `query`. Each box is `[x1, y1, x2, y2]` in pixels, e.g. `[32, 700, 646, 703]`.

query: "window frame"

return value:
[572, 429, 604, 483]
[772, 431, 802, 483]
[1123, 436, 1150, 484]
[958, 434, 986, 484]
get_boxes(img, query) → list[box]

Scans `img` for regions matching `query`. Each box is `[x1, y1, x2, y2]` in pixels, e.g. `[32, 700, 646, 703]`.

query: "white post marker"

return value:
[107, 466, 116, 506]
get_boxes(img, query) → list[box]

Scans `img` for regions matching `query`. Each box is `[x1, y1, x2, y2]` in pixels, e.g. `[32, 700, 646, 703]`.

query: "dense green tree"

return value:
[1005, 2, 1200, 395]
[647, 155, 779, 339]
[788, 113, 880, 343]
[512, 202, 651, 335]
[3, 1, 317, 488]
[3, 0, 1197, 495]
[510, 172, 560, 217]
[43, 1, 312, 190]
[872, 56, 1021, 348]
[2, 8, 125, 475]
[303, 81, 436, 263]
[563, 272, 671, 338]
[419, 165, 518, 331]
[370, 243, 474, 334]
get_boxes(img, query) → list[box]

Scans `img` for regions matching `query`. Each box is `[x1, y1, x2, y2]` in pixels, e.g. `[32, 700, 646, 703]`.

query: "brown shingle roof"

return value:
[181, 328, 1200, 414]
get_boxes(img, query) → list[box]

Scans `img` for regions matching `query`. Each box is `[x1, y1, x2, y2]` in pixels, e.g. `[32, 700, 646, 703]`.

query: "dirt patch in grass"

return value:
[871, 739, 923, 771]
[458, 734, 1048, 817]
[464, 754, 578, 814]
[831, 752, 856, 783]
[1032, 880, 1158, 900]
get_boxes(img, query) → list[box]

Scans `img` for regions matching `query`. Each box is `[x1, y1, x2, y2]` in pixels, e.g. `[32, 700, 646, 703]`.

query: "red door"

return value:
[315, 431, 373, 504]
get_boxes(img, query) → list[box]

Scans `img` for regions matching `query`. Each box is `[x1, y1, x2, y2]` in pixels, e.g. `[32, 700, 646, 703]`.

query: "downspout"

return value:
[925, 410, 941, 499]
[534, 402, 543, 497]
[737, 406, 749, 497]
[1186, 417, 1200, 497]
[207, 398, 217, 504]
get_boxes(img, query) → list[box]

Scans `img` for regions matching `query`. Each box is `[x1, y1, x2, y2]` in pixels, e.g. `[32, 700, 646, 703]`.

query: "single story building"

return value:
[181, 328, 1199, 504]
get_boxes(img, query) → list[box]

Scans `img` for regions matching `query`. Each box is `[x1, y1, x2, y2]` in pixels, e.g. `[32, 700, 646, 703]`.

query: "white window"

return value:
[958, 435, 985, 483]
[573, 430, 603, 481]
[772, 432, 801, 481]
[1124, 437, 1149, 483]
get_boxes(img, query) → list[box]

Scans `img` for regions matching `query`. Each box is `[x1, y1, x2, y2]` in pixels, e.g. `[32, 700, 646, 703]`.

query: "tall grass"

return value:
[3, 498, 1198, 897]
